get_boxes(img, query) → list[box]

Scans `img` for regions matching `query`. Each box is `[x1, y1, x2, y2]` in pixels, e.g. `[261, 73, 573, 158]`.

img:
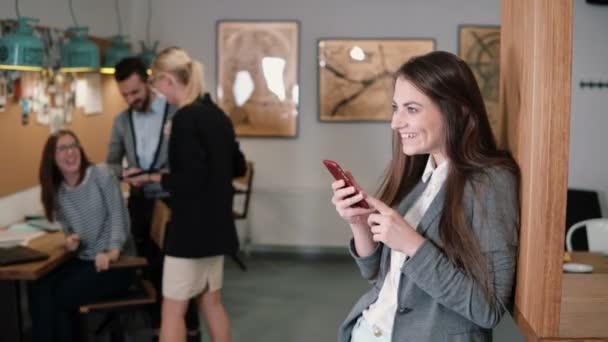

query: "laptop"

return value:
[0, 245, 49, 266]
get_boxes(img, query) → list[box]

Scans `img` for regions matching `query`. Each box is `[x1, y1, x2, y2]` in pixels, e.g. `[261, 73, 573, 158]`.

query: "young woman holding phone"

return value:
[330, 51, 520, 342]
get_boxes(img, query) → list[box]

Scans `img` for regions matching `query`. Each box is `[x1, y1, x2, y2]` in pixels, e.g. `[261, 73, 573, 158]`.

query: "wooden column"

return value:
[500, 0, 573, 340]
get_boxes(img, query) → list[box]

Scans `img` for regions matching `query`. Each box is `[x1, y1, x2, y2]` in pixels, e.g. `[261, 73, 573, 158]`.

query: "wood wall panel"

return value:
[0, 75, 125, 198]
[500, 0, 573, 338]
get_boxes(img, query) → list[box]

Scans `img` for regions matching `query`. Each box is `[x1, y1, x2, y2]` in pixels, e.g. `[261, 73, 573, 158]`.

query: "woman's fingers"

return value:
[332, 186, 357, 205]
[367, 213, 387, 227]
[342, 206, 375, 217]
[331, 179, 346, 191]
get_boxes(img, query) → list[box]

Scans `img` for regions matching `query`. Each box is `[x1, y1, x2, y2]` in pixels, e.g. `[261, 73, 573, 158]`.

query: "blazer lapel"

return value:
[417, 185, 446, 236]
[397, 181, 427, 215]
[380, 181, 429, 274]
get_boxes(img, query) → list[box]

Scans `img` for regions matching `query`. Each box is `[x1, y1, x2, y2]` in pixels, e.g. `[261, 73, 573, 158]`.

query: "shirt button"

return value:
[398, 307, 413, 314]
[372, 325, 383, 337]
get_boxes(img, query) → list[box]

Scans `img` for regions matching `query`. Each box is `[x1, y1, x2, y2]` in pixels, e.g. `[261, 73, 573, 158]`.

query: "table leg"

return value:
[0, 280, 24, 342]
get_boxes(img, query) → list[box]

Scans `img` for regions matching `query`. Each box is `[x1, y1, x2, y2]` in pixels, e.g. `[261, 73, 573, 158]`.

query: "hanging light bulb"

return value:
[0, 17, 44, 71]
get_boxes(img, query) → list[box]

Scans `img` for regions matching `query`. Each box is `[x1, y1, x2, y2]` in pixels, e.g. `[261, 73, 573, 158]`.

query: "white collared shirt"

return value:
[132, 94, 166, 170]
[362, 155, 449, 336]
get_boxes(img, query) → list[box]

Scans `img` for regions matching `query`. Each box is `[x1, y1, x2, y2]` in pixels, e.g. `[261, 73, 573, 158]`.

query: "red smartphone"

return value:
[322, 159, 370, 209]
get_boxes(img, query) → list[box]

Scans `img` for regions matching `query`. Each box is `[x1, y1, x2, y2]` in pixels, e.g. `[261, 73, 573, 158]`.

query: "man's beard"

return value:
[132, 90, 151, 112]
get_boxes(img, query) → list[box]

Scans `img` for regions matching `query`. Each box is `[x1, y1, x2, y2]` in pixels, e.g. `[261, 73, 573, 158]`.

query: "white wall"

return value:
[0, 187, 41, 227]
[2, 0, 604, 244]
[129, 0, 501, 247]
[569, 0, 608, 216]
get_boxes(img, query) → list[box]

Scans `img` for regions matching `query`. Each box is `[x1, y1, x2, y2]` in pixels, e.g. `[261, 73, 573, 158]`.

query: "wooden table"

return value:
[559, 252, 608, 339]
[0, 231, 72, 280]
[0, 232, 72, 342]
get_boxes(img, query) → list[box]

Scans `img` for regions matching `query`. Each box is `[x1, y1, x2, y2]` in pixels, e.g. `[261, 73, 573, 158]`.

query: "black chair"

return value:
[232, 161, 254, 271]
[565, 188, 602, 251]
[78, 257, 156, 342]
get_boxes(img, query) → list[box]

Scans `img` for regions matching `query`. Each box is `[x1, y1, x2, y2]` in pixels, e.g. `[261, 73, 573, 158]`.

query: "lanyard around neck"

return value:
[127, 101, 170, 171]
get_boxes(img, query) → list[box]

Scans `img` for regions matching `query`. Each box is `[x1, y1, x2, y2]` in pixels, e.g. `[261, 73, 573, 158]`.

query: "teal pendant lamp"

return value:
[138, 0, 157, 74]
[60, 0, 98, 72]
[100, 35, 132, 74]
[0, 16, 44, 71]
[138, 41, 158, 71]
[61, 27, 99, 72]
[100, 0, 131, 74]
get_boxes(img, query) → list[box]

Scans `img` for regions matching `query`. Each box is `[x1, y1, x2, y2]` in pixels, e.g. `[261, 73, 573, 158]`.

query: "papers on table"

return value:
[25, 218, 62, 232]
[0, 229, 45, 248]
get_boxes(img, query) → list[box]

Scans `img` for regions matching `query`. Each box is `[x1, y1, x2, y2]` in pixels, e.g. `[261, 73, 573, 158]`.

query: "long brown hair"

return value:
[378, 51, 520, 302]
[39, 130, 91, 221]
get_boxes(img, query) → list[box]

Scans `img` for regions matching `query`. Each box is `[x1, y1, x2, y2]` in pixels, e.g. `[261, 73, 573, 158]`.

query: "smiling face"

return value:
[117, 73, 151, 111]
[54, 134, 82, 178]
[391, 76, 447, 164]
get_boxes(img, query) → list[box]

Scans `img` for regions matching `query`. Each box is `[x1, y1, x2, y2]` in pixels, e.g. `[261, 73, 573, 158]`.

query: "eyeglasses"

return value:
[56, 142, 80, 153]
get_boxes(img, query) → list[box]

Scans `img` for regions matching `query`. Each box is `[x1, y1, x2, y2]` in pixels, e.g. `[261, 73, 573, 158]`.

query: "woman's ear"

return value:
[165, 73, 177, 87]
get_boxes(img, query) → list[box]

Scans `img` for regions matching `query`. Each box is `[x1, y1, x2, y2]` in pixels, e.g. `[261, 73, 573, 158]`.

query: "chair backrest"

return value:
[79, 257, 153, 314]
[233, 161, 254, 219]
[566, 218, 608, 253]
[150, 200, 170, 249]
[565, 189, 602, 250]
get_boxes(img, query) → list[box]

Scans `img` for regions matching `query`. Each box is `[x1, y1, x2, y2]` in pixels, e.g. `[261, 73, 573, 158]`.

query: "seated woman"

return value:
[28, 129, 136, 342]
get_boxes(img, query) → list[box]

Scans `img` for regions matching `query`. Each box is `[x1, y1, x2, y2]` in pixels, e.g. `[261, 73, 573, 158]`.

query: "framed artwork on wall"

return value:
[318, 38, 434, 122]
[458, 25, 503, 143]
[217, 20, 299, 138]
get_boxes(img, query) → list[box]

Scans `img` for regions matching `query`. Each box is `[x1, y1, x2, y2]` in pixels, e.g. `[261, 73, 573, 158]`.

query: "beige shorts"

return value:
[162, 255, 224, 300]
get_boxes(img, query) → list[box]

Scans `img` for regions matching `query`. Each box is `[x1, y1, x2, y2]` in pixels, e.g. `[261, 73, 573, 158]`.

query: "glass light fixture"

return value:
[138, 41, 158, 70]
[60, 27, 99, 73]
[0, 17, 44, 71]
[100, 0, 132, 74]
[100, 35, 132, 74]
[138, 0, 158, 73]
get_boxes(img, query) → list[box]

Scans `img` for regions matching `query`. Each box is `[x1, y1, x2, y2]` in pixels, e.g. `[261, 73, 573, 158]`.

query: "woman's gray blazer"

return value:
[338, 168, 519, 342]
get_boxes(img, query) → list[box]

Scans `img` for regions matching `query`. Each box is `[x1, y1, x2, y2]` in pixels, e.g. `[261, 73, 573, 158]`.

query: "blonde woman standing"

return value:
[149, 47, 246, 342]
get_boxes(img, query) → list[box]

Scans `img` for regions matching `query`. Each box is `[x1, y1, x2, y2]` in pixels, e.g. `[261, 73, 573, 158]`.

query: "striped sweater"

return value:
[56, 164, 135, 260]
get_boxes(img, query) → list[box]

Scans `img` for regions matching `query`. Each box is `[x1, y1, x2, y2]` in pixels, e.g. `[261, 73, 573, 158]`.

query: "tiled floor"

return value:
[69, 252, 525, 341]
[208, 253, 524, 342]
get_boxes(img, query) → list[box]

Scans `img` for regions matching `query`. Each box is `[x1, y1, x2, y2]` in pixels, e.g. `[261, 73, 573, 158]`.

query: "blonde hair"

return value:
[152, 47, 206, 106]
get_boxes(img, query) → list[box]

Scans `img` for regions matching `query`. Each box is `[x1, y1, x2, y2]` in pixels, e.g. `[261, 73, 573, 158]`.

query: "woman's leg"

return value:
[160, 297, 189, 342]
[53, 259, 133, 342]
[197, 289, 231, 342]
[27, 258, 80, 342]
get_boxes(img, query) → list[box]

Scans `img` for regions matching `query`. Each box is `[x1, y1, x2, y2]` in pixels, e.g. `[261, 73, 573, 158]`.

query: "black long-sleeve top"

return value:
[161, 93, 246, 258]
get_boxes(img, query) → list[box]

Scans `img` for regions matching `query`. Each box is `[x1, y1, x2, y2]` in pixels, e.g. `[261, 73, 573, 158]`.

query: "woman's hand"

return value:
[331, 179, 375, 226]
[95, 253, 110, 272]
[95, 248, 121, 272]
[366, 196, 426, 256]
[122, 168, 148, 187]
[65, 234, 80, 251]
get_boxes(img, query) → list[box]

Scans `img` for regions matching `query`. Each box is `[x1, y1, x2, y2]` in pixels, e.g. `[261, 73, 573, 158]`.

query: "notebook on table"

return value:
[0, 245, 49, 266]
